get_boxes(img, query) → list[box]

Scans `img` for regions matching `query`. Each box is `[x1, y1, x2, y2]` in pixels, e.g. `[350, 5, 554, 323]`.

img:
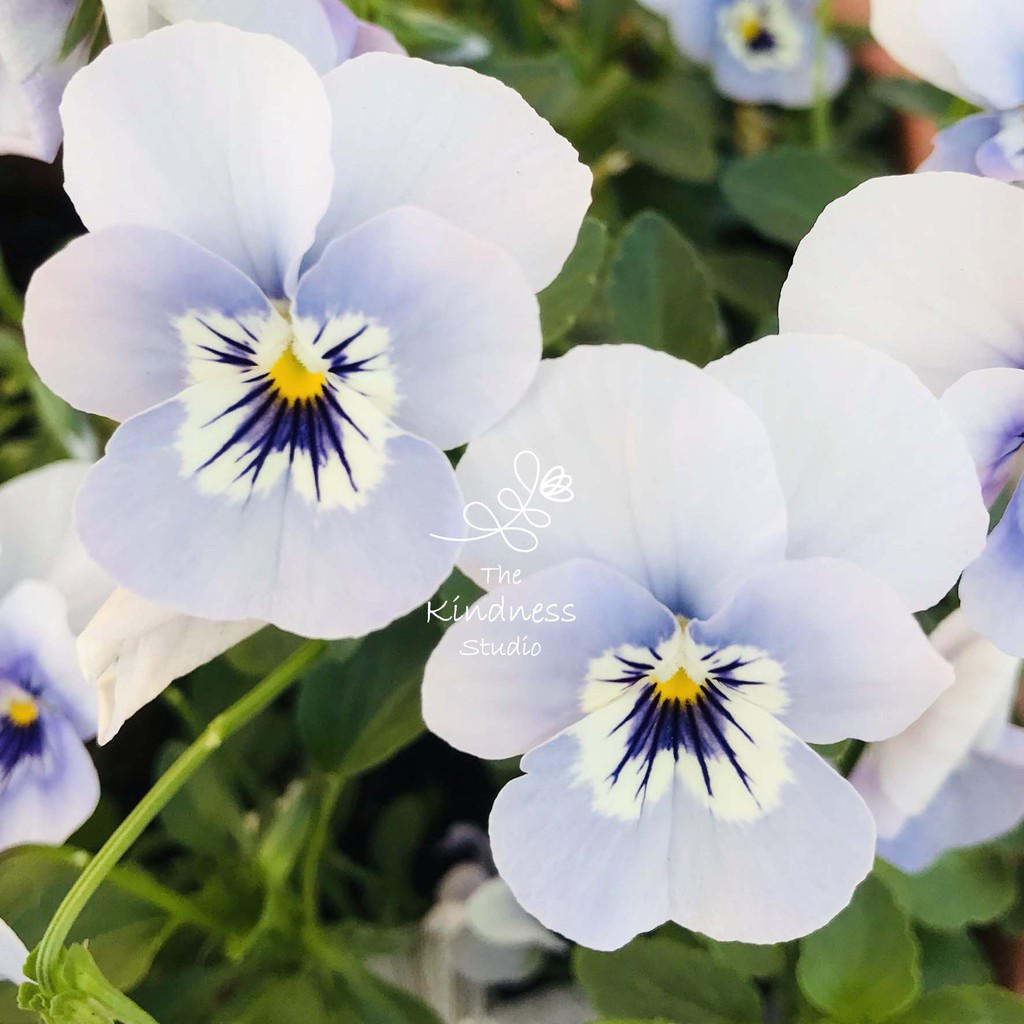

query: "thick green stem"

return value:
[35, 639, 327, 992]
[0, 248, 23, 326]
[811, 0, 834, 151]
[300, 773, 345, 925]
[838, 739, 866, 778]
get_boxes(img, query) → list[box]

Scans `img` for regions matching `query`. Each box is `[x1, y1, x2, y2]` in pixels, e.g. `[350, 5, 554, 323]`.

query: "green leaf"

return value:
[704, 939, 785, 980]
[485, 53, 581, 124]
[60, 0, 103, 60]
[705, 250, 788, 321]
[889, 986, 1024, 1024]
[617, 73, 718, 184]
[797, 875, 920, 1022]
[297, 611, 433, 777]
[722, 147, 870, 247]
[539, 217, 609, 344]
[901, 848, 1017, 930]
[574, 936, 761, 1024]
[917, 928, 994, 993]
[870, 77, 956, 120]
[605, 212, 724, 364]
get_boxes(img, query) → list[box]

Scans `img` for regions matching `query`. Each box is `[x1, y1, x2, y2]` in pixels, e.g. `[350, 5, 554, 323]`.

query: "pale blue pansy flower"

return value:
[0, 461, 114, 851]
[852, 610, 1024, 873]
[24, 23, 591, 641]
[872, 0, 1024, 182]
[640, 0, 849, 108]
[780, 172, 1024, 657]
[423, 339, 986, 950]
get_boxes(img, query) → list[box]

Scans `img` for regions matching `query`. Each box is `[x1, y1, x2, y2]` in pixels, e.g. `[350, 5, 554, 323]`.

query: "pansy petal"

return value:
[942, 368, 1024, 505]
[81, 588, 262, 745]
[923, 0, 1024, 110]
[0, 581, 96, 739]
[76, 392, 463, 639]
[709, 334, 986, 611]
[642, 0, 715, 62]
[311, 54, 592, 291]
[490, 697, 675, 951]
[779, 174, 1024, 395]
[869, 0, 980, 102]
[351, 20, 406, 56]
[920, 114, 1004, 175]
[25, 225, 278, 422]
[100, 0, 164, 39]
[455, 345, 787, 619]
[960, 483, 1024, 657]
[465, 878, 565, 953]
[422, 559, 677, 760]
[451, 929, 537, 986]
[60, 22, 334, 298]
[669, 731, 875, 942]
[293, 208, 540, 451]
[0, 713, 98, 850]
[0, 461, 114, 633]
[0, 918, 26, 984]
[690, 558, 952, 745]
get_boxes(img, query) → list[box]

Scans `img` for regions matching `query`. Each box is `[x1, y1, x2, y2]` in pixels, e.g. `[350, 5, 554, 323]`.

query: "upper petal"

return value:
[293, 208, 541, 451]
[708, 334, 987, 611]
[60, 22, 334, 298]
[639, 0, 716, 62]
[309, 54, 592, 291]
[779, 173, 1024, 395]
[690, 558, 953, 745]
[454, 345, 788, 618]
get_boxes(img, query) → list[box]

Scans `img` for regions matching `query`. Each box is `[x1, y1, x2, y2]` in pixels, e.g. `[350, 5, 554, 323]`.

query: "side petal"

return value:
[708, 334, 987, 611]
[60, 22, 334, 298]
[455, 345, 788, 620]
[465, 878, 565, 953]
[690, 558, 953, 745]
[311, 54, 592, 291]
[489, 697, 675, 952]
[0, 714, 99, 850]
[941, 367, 1024, 504]
[0, 918, 27, 984]
[293, 208, 540, 451]
[779, 173, 1024, 395]
[640, 0, 716, 62]
[919, 114, 1004, 176]
[422, 559, 677, 760]
[669, 734, 875, 942]
[25, 225, 278, 422]
[80, 588, 262, 745]
[76, 393, 463, 639]
[869, 0, 980, 102]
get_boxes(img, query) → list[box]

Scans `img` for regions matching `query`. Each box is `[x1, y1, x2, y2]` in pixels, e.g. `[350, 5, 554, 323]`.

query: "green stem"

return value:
[35, 639, 327, 992]
[0, 248, 23, 326]
[300, 773, 345, 925]
[811, 0, 834, 151]
[838, 739, 866, 777]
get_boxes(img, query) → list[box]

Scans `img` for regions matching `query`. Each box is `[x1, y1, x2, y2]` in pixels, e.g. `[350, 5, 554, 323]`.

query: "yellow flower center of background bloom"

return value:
[652, 665, 704, 706]
[7, 698, 38, 728]
[741, 15, 764, 44]
[269, 346, 326, 404]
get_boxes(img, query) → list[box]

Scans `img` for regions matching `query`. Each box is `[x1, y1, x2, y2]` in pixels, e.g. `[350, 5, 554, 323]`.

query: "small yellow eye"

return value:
[269, 346, 327, 404]
[651, 666, 704, 706]
[7, 699, 38, 728]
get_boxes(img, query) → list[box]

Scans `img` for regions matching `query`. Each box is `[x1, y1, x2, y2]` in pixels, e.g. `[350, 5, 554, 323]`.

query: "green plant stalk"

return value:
[811, 0, 834, 150]
[35, 639, 328, 993]
[301, 773, 346, 925]
[838, 739, 867, 777]
[0, 249, 23, 326]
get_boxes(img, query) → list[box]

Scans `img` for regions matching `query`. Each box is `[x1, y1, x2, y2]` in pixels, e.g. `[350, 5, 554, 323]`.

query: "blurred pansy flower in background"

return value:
[0, 461, 110, 850]
[852, 610, 1024, 873]
[872, 0, 1024, 181]
[24, 23, 591, 640]
[640, 0, 849, 107]
[780, 172, 1024, 656]
[0, 0, 83, 160]
[424, 340, 986, 950]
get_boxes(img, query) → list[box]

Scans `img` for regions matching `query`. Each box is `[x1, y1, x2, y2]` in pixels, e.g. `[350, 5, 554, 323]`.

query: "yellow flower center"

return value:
[651, 665, 704, 706]
[7, 698, 38, 728]
[269, 345, 326, 404]
[741, 15, 764, 43]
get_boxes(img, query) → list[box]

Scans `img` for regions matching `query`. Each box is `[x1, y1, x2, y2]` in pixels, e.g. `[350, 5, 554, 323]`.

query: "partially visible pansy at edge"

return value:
[24, 22, 591, 640]
[872, 0, 1024, 182]
[853, 610, 1024, 874]
[638, 0, 849, 107]
[423, 339, 987, 950]
[780, 172, 1024, 657]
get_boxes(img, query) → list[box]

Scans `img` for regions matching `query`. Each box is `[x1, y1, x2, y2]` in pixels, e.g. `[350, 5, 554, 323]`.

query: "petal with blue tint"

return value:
[920, 114, 1004, 176]
[942, 367, 1024, 505]
[709, 334, 987, 611]
[455, 345, 788, 619]
[293, 208, 541, 451]
[60, 23, 333, 298]
[422, 559, 677, 760]
[976, 110, 1024, 183]
[960, 483, 1024, 657]
[780, 174, 1024, 395]
[640, 0, 716, 62]
[77, 394, 463, 639]
[26, 226, 280, 422]
[690, 558, 952, 745]
[311, 54, 592, 291]
[0, 918, 26, 984]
